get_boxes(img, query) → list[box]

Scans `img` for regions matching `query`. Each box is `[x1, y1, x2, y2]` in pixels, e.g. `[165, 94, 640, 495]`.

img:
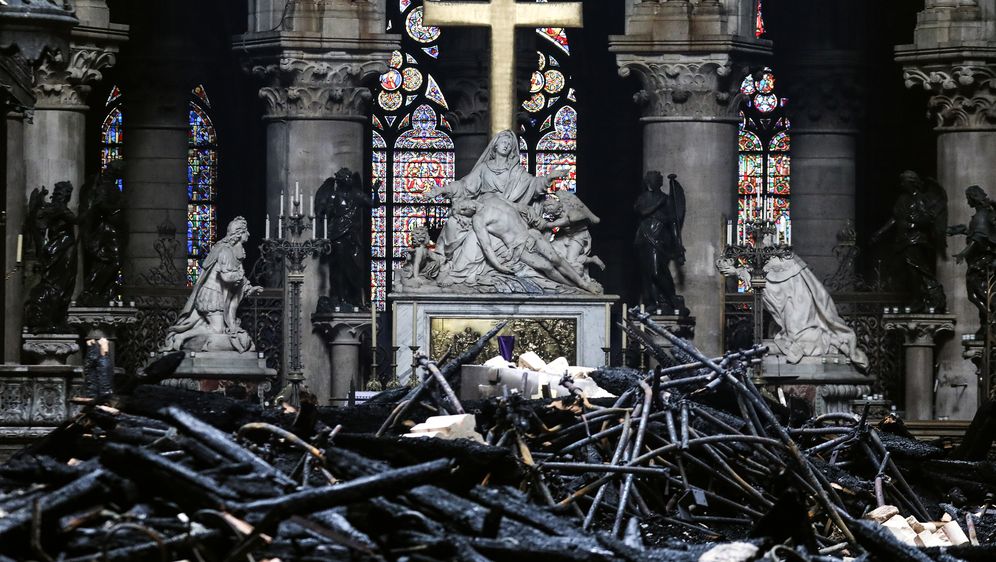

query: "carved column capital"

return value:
[902, 64, 996, 130]
[781, 55, 866, 131]
[32, 41, 118, 109]
[617, 58, 749, 121]
[883, 313, 956, 347]
[248, 56, 386, 121]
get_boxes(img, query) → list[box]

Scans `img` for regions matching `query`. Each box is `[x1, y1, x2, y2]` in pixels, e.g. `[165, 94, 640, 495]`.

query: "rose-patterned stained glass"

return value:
[736, 67, 790, 251]
[186, 87, 218, 286]
[405, 6, 440, 44]
[101, 87, 124, 191]
[535, 105, 578, 191]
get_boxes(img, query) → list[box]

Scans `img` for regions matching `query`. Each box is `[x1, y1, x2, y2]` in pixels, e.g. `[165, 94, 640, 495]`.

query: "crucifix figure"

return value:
[423, 0, 583, 136]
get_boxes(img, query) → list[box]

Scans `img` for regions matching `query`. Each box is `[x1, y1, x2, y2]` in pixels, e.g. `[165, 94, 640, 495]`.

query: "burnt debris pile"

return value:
[2, 316, 996, 561]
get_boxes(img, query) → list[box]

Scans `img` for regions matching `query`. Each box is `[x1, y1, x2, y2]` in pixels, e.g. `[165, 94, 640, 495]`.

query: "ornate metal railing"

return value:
[117, 286, 284, 377]
[723, 291, 908, 399]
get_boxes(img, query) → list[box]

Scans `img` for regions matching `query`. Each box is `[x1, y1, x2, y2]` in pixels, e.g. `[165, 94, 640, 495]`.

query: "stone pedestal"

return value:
[66, 305, 139, 363]
[0, 363, 83, 459]
[392, 293, 618, 383]
[312, 310, 372, 405]
[21, 333, 80, 366]
[884, 313, 955, 421]
[962, 339, 992, 408]
[763, 346, 872, 416]
[155, 350, 277, 402]
[646, 312, 695, 368]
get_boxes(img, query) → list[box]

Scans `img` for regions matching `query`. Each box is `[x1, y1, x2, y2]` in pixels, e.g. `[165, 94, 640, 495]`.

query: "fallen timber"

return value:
[2, 324, 996, 559]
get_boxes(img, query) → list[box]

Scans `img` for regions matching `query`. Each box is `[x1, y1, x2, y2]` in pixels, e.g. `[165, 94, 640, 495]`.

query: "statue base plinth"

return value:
[391, 293, 619, 383]
[21, 333, 81, 366]
[155, 351, 277, 402]
[760, 344, 872, 416]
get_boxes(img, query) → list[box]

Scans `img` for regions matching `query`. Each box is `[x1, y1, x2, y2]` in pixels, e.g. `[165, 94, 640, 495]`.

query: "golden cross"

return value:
[423, 0, 583, 136]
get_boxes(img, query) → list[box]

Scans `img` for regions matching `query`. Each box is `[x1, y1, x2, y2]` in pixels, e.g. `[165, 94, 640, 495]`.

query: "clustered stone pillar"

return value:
[884, 313, 956, 420]
[898, 0, 996, 418]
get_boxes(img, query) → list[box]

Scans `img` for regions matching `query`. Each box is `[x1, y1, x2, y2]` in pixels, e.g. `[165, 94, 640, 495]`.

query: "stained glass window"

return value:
[755, 0, 766, 38]
[186, 85, 218, 286]
[371, 0, 454, 310]
[100, 86, 124, 190]
[736, 67, 790, 248]
[520, 17, 578, 194]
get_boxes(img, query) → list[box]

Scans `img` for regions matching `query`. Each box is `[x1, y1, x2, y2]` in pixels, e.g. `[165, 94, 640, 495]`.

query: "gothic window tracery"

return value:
[186, 84, 219, 286]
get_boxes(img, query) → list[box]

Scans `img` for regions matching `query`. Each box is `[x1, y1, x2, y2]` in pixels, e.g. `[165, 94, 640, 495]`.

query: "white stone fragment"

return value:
[405, 414, 485, 444]
[698, 541, 758, 562]
[882, 514, 918, 545]
[941, 520, 970, 546]
[863, 505, 899, 523]
[517, 351, 546, 371]
[540, 357, 570, 375]
[483, 355, 512, 368]
[915, 530, 946, 548]
[906, 516, 925, 533]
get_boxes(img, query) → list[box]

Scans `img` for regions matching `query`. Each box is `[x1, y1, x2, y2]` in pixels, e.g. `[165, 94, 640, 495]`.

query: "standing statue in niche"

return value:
[23, 182, 78, 333]
[316, 168, 375, 310]
[871, 170, 947, 312]
[634, 171, 688, 315]
[78, 161, 126, 306]
[163, 217, 262, 352]
[948, 185, 996, 335]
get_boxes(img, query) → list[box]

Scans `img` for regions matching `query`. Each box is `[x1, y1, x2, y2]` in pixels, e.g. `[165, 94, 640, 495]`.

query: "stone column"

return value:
[237, 3, 396, 394]
[781, 54, 864, 281]
[610, 0, 769, 356]
[897, 0, 996, 418]
[4, 112, 26, 363]
[313, 311, 371, 404]
[612, 58, 749, 356]
[884, 313, 956, 420]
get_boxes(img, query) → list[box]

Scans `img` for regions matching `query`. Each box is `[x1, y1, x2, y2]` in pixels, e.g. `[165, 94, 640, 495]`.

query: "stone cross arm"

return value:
[423, 0, 583, 136]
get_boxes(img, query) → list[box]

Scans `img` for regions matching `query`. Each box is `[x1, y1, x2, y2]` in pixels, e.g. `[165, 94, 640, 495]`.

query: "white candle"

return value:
[391, 302, 398, 348]
[726, 220, 733, 246]
[604, 303, 611, 346]
[15, 234, 22, 264]
[265, 214, 270, 239]
[411, 303, 418, 349]
[371, 307, 377, 348]
[311, 216, 316, 239]
[310, 194, 315, 217]
[324, 215, 328, 239]
[295, 182, 300, 206]
[277, 217, 283, 239]
[280, 192, 285, 216]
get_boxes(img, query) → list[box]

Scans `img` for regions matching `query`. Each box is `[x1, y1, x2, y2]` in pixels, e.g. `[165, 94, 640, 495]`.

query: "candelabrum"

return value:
[722, 219, 793, 376]
[260, 185, 331, 407]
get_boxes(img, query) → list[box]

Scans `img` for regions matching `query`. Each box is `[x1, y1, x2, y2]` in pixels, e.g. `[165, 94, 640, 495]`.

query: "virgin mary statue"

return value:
[426, 130, 566, 287]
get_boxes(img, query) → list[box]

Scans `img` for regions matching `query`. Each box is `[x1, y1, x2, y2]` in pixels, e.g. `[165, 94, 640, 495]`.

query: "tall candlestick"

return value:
[265, 214, 270, 239]
[621, 304, 628, 349]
